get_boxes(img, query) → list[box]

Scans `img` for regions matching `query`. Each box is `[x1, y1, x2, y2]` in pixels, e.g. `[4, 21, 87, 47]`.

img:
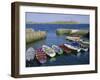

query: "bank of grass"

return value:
[26, 28, 47, 44]
[56, 29, 72, 35]
[71, 30, 89, 36]
[56, 29, 89, 36]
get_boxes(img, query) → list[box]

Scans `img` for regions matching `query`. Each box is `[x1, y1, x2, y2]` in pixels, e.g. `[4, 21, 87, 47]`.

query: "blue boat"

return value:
[71, 41, 88, 52]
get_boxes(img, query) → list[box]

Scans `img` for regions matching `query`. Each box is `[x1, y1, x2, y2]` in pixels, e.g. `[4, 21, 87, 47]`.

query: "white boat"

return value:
[42, 45, 56, 57]
[26, 47, 36, 61]
[80, 39, 89, 45]
[52, 45, 63, 55]
[81, 48, 88, 52]
[66, 36, 80, 41]
[64, 43, 81, 52]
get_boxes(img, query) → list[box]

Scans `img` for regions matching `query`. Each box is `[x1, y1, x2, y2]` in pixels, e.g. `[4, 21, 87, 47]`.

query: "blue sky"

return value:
[26, 12, 89, 24]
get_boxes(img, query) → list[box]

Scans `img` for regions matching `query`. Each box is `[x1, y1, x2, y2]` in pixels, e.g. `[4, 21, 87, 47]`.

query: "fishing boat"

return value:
[64, 43, 81, 52]
[26, 47, 36, 61]
[36, 48, 47, 64]
[42, 45, 56, 57]
[52, 45, 63, 55]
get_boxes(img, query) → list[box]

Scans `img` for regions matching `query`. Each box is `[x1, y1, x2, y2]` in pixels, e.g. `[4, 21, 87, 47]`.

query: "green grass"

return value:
[56, 29, 72, 35]
[71, 30, 89, 36]
[56, 29, 89, 36]
[26, 21, 80, 24]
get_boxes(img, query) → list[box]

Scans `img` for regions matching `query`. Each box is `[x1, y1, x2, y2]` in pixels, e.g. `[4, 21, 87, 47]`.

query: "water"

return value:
[26, 24, 89, 67]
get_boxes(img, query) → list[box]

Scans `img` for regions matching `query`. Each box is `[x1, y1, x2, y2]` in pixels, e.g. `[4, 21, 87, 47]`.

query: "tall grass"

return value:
[26, 28, 47, 44]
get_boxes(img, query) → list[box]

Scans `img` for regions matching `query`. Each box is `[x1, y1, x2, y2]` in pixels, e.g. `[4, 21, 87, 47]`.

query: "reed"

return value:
[26, 28, 47, 44]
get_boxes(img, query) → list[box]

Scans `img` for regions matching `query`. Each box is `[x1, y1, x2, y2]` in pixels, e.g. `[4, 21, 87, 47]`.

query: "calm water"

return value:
[26, 24, 89, 67]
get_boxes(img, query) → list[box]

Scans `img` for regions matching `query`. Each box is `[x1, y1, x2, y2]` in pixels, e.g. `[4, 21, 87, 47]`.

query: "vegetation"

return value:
[27, 21, 80, 24]
[26, 28, 47, 44]
[56, 29, 89, 36]
[71, 30, 89, 36]
[56, 29, 72, 35]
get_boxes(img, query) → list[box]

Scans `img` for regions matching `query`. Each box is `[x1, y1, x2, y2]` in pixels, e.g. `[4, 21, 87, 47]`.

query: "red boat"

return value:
[36, 48, 47, 64]
[59, 44, 77, 54]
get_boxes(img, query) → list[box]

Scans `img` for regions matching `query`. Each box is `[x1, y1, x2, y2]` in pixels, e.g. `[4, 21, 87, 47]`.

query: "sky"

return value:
[26, 12, 90, 24]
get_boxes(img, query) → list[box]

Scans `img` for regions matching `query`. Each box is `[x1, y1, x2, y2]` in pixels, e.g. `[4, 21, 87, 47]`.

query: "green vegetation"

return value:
[56, 29, 89, 36]
[27, 21, 80, 24]
[26, 28, 47, 44]
[56, 29, 72, 35]
[71, 30, 89, 36]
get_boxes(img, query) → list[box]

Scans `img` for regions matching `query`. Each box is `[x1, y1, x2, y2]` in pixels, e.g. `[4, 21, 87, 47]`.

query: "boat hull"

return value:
[26, 47, 36, 61]
[52, 45, 63, 55]
[36, 48, 47, 64]
[42, 45, 56, 57]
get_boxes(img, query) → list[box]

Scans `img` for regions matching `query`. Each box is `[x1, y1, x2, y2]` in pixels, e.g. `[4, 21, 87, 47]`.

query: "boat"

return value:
[26, 47, 36, 61]
[64, 43, 81, 52]
[81, 48, 88, 52]
[42, 45, 56, 57]
[69, 41, 89, 52]
[80, 39, 89, 45]
[71, 41, 80, 47]
[59, 44, 72, 54]
[66, 36, 80, 41]
[36, 48, 47, 64]
[52, 45, 63, 55]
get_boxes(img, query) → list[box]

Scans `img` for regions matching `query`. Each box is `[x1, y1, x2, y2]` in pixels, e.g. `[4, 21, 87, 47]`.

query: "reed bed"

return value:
[26, 28, 47, 44]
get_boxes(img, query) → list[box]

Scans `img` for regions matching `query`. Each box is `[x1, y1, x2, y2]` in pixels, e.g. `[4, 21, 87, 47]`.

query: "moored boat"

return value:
[80, 39, 89, 45]
[59, 44, 72, 54]
[81, 48, 88, 52]
[64, 43, 81, 52]
[52, 45, 63, 55]
[26, 47, 36, 61]
[42, 45, 56, 57]
[36, 48, 47, 64]
[66, 36, 80, 41]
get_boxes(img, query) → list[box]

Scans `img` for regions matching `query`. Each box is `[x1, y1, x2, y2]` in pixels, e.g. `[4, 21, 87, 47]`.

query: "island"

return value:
[26, 21, 80, 24]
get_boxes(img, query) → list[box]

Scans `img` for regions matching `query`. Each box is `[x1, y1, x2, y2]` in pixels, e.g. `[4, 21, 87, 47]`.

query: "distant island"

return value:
[26, 21, 80, 24]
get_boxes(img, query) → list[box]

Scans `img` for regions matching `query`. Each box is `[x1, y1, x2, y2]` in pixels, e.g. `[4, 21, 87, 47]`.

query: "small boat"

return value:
[66, 36, 80, 41]
[52, 45, 63, 55]
[26, 47, 36, 61]
[42, 45, 56, 57]
[64, 43, 81, 52]
[36, 48, 47, 64]
[81, 48, 88, 52]
[59, 44, 72, 54]
[80, 39, 89, 45]
[71, 41, 80, 46]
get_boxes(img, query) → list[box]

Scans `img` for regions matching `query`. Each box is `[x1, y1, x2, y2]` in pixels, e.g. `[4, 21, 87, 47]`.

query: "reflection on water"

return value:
[26, 32, 67, 50]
